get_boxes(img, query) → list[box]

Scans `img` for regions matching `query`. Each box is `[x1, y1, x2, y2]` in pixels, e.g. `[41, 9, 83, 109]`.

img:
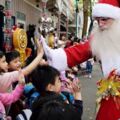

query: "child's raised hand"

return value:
[72, 80, 82, 100]
[72, 81, 81, 93]
[35, 38, 44, 56]
[39, 59, 48, 66]
[65, 78, 73, 92]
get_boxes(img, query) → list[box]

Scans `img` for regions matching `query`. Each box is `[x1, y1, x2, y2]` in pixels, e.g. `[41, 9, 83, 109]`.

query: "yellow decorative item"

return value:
[13, 28, 27, 50]
[13, 28, 28, 66]
[48, 33, 54, 48]
[96, 70, 120, 113]
[97, 72, 120, 98]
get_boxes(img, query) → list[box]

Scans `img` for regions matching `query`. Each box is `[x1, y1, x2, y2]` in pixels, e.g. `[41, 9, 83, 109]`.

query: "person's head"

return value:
[31, 65, 61, 93]
[94, 17, 114, 31]
[92, 0, 120, 31]
[60, 34, 66, 41]
[68, 34, 74, 41]
[0, 5, 4, 11]
[0, 51, 8, 73]
[30, 100, 80, 120]
[5, 50, 21, 71]
[91, 0, 120, 76]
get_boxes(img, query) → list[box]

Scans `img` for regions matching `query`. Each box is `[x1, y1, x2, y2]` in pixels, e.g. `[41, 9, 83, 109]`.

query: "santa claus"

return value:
[40, 0, 120, 120]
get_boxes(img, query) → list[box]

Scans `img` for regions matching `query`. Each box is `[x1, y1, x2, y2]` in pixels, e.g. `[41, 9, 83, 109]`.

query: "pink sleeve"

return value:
[0, 71, 21, 92]
[0, 84, 24, 105]
[64, 41, 92, 68]
[5, 71, 20, 82]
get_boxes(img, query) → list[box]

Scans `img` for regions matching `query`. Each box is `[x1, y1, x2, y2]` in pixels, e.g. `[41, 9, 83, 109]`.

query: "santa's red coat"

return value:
[96, 96, 120, 120]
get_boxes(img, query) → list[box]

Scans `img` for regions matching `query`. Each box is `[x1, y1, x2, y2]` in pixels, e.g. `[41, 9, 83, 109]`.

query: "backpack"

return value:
[24, 83, 40, 108]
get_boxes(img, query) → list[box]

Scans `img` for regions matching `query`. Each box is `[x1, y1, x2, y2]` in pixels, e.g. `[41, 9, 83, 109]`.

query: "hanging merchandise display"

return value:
[4, 0, 12, 52]
[0, 5, 5, 51]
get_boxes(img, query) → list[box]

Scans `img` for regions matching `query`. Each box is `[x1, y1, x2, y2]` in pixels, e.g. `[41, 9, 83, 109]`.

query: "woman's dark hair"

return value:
[5, 50, 20, 64]
[31, 65, 60, 93]
[30, 100, 80, 120]
[0, 51, 5, 58]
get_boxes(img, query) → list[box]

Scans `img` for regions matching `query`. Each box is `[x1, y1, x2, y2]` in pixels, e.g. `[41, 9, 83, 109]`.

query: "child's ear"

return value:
[46, 84, 54, 91]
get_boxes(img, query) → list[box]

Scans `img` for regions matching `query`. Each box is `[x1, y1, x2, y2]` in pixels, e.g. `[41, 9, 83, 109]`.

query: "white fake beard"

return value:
[91, 20, 120, 60]
[91, 20, 120, 76]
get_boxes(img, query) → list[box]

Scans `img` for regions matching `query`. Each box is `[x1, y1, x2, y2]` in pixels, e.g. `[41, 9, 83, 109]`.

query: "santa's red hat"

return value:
[92, 0, 120, 19]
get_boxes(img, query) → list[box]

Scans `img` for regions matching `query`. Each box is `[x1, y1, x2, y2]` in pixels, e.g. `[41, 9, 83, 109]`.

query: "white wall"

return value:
[0, 0, 5, 6]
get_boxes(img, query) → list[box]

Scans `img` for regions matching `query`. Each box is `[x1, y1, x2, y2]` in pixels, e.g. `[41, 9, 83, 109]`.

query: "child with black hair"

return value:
[31, 65, 61, 94]
[5, 50, 21, 72]
[0, 39, 43, 119]
[0, 38, 43, 92]
[30, 65, 83, 120]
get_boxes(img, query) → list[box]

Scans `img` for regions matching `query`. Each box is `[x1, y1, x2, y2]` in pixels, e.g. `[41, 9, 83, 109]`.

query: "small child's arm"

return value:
[0, 72, 25, 105]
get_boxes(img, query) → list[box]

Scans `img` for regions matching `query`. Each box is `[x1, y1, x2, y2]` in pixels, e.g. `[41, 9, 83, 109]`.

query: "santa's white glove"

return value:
[40, 35, 68, 71]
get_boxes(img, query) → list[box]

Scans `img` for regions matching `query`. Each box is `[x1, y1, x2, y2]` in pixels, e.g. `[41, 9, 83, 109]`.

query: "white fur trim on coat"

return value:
[92, 3, 120, 19]
[40, 36, 68, 71]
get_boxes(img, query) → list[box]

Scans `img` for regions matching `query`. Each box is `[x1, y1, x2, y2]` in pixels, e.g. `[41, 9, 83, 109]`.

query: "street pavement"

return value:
[78, 62, 103, 120]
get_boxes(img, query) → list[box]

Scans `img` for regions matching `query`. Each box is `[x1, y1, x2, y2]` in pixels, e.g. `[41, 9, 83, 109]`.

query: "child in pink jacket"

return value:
[0, 39, 43, 93]
[0, 73, 25, 119]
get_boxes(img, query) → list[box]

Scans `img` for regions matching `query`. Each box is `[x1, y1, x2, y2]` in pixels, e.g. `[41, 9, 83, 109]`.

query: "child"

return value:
[5, 50, 48, 83]
[5, 50, 21, 72]
[30, 65, 83, 120]
[5, 50, 22, 89]
[0, 72, 25, 119]
[0, 38, 43, 92]
[5, 50, 47, 106]
[5, 49, 48, 118]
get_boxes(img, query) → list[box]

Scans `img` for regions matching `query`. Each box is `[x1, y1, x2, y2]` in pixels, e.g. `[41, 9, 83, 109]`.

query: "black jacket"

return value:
[30, 91, 83, 120]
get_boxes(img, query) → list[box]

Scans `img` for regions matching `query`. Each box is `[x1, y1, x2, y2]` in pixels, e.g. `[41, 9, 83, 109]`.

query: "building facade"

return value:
[0, 0, 75, 37]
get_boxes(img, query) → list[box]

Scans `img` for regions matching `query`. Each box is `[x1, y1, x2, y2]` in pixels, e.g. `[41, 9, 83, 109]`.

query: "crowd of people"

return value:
[40, 0, 120, 120]
[0, 31, 83, 120]
[1, 0, 120, 120]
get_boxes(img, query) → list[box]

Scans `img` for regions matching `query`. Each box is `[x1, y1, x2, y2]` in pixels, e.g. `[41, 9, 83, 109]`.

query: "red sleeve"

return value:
[64, 41, 92, 68]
